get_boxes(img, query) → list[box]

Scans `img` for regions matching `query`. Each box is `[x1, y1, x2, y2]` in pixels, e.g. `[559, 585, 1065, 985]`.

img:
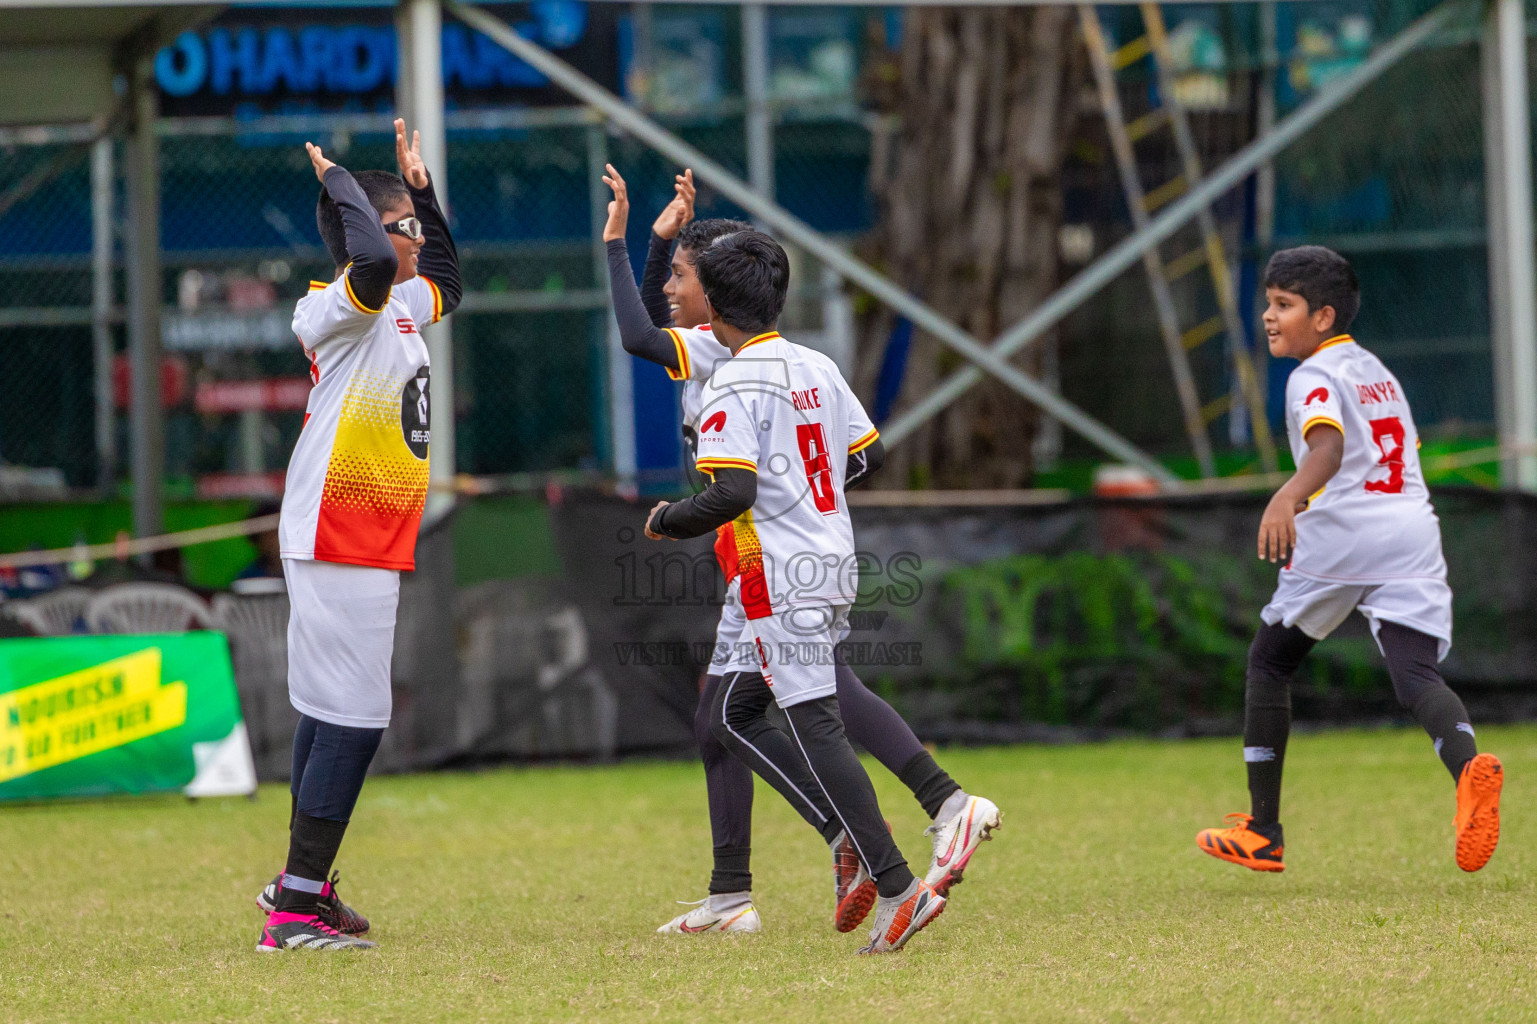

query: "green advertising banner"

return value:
[0, 632, 256, 802]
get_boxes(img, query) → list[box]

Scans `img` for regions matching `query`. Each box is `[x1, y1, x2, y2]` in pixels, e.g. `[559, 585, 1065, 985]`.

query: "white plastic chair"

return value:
[84, 583, 215, 634]
[213, 589, 294, 779]
[4, 586, 92, 635]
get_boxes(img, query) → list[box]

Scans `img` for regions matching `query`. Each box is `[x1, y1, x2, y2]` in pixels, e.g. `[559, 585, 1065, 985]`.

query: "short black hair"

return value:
[316, 169, 410, 268]
[1264, 245, 1360, 333]
[676, 218, 752, 261]
[694, 230, 789, 334]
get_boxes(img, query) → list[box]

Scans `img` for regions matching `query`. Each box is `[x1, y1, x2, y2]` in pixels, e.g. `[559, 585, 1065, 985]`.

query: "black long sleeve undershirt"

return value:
[408, 174, 461, 317]
[846, 437, 885, 489]
[640, 231, 675, 330]
[323, 166, 397, 312]
[608, 238, 682, 372]
[654, 467, 757, 539]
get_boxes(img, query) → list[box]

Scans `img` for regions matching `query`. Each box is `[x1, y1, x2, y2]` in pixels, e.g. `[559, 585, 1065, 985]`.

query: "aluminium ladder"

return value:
[1078, 3, 1279, 477]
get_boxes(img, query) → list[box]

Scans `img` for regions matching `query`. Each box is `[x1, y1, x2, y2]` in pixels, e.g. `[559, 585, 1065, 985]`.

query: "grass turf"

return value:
[2, 725, 1534, 1023]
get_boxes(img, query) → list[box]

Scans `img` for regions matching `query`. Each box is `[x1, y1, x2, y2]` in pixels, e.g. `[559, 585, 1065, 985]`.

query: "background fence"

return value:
[0, 0, 1514, 500]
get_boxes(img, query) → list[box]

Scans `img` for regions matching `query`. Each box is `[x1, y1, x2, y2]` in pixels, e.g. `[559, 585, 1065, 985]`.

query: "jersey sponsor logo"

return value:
[396, 318, 419, 336]
[400, 364, 431, 459]
[1356, 380, 1401, 404]
[700, 410, 727, 433]
[1304, 387, 1330, 406]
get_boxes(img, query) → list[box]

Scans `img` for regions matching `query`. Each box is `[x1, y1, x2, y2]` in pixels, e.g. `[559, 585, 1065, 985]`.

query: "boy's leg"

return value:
[277, 720, 384, 917]
[748, 604, 945, 954]
[709, 670, 840, 843]
[1375, 620, 1475, 779]
[260, 560, 396, 951]
[834, 662, 1001, 895]
[695, 673, 754, 895]
[1244, 622, 1316, 826]
[1374, 618, 1502, 872]
[1196, 619, 1315, 872]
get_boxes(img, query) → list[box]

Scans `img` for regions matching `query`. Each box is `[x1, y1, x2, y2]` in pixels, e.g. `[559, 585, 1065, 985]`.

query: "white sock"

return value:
[708, 890, 752, 913]
[935, 788, 970, 824]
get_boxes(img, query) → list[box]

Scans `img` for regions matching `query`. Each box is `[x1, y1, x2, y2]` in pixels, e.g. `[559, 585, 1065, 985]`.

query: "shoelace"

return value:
[1221, 812, 1255, 830]
[673, 896, 711, 907]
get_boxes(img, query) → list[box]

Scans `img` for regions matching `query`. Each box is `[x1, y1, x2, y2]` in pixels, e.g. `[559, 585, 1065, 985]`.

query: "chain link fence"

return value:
[0, 1, 1518, 497]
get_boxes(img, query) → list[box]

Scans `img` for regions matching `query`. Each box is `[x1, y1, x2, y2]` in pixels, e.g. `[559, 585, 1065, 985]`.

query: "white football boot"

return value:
[857, 878, 945, 955]
[923, 793, 1002, 896]
[656, 893, 762, 935]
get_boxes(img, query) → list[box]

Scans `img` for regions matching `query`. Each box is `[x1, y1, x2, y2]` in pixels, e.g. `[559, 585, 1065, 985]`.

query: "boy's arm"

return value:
[646, 468, 757, 540]
[316, 158, 397, 313]
[640, 169, 695, 328]
[600, 164, 683, 372]
[640, 232, 675, 329]
[1259, 424, 1344, 563]
[395, 120, 461, 317]
[409, 177, 461, 316]
[845, 437, 885, 490]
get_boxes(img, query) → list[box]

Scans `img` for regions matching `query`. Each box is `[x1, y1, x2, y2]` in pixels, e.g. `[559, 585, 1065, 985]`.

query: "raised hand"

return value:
[395, 118, 429, 188]
[601, 164, 630, 243]
[305, 142, 336, 183]
[651, 168, 696, 240]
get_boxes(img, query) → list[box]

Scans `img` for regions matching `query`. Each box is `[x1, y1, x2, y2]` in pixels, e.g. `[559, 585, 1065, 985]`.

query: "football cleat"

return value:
[656, 895, 761, 935]
[256, 871, 370, 935]
[256, 912, 378, 952]
[923, 794, 1002, 896]
[832, 828, 877, 933]
[1195, 812, 1285, 872]
[1455, 752, 1503, 872]
[857, 879, 946, 955]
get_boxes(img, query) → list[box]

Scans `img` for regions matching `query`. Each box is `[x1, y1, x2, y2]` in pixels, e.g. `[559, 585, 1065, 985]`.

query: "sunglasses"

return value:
[383, 216, 423, 241]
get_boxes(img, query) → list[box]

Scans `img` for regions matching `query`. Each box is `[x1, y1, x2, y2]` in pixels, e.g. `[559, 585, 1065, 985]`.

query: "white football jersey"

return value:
[666, 324, 733, 448]
[691, 331, 879, 615]
[1282, 334, 1446, 584]
[281, 271, 444, 571]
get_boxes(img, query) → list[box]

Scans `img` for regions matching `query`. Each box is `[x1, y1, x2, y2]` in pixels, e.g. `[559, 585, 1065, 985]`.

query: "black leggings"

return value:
[290, 714, 384, 823]
[710, 672, 913, 896]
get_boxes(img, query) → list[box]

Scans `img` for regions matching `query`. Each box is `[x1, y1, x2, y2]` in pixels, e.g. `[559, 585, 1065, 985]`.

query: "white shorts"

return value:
[711, 579, 760, 675]
[284, 557, 401, 728]
[1261, 569, 1452, 662]
[746, 602, 851, 708]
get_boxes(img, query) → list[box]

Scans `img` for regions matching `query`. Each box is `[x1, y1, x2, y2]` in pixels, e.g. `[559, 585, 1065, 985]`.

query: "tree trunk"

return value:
[859, 7, 1084, 489]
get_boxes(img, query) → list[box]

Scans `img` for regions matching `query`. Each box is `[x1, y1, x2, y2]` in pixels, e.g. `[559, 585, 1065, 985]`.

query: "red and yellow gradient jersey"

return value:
[280, 271, 444, 571]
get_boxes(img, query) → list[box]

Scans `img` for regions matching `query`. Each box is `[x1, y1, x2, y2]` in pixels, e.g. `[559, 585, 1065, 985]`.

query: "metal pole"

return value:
[90, 136, 116, 495]
[1484, 0, 1537, 490]
[125, 57, 163, 541]
[879, 0, 1464, 446]
[400, 0, 457, 514]
[445, 0, 1178, 484]
[743, 3, 774, 205]
[589, 124, 636, 494]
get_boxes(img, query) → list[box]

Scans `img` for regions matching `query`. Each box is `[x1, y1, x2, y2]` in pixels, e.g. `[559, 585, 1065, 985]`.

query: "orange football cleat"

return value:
[1195, 812, 1285, 872]
[1454, 752, 1503, 872]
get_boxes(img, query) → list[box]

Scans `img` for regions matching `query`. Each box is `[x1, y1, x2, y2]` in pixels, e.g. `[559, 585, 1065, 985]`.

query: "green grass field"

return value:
[3, 725, 1534, 1023]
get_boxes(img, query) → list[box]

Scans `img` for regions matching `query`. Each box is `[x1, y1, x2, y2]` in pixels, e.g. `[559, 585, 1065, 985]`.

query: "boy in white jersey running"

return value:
[253, 121, 460, 952]
[601, 167, 999, 938]
[633, 225, 947, 954]
[1196, 246, 1502, 875]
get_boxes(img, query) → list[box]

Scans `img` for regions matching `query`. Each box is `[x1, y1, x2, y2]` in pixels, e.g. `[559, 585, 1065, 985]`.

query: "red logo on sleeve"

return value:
[1305, 387, 1330, 406]
[701, 411, 727, 433]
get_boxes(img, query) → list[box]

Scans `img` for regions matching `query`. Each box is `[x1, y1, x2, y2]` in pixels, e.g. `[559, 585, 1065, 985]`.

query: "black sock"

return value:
[1244, 624, 1315, 827]
[1378, 621, 1476, 780]
[274, 812, 348, 916]
[709, 845, 752, 895]
[897, 751, 960, 820]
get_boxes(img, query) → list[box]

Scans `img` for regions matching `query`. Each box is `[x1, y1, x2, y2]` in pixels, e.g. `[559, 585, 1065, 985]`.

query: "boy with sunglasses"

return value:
[254, 119, 460, 952]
